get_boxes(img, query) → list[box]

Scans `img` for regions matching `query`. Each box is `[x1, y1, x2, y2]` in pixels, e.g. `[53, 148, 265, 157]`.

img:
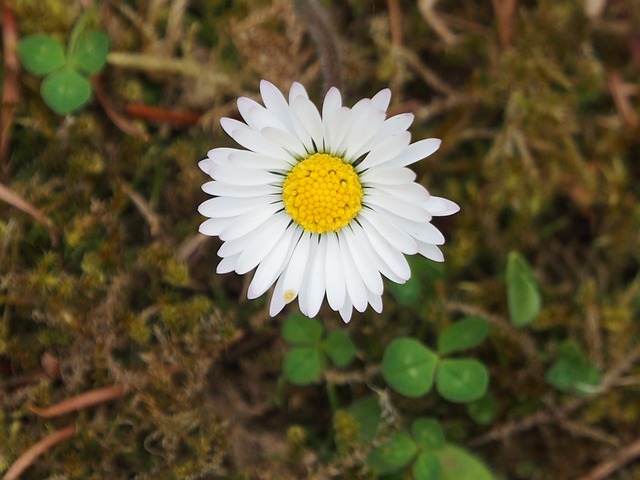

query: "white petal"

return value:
[198, 158, 215, 176]
[270, 271, 288, 317]
[324, 107, 351, 156]
[371, 88, 391, 111]
[417, 241, 444, 262]
[217, 253, 239, 274]
[351, 113, 414, 160]
[292, 96, 325, 150]
[356, 132, 411, 172]
[358, 209, 418, 254]
[367, 290, 383, 313]
[342, 226, 384, 296]
[202, 181, 280, 198]
[248, 224, 302, 299]
[289, 82, 309, 102]
[218, 212, 289, 256]
[220, 117, 246, 138]
[365, 190, 430, 223]
[322, 87, 342, 121]
[280, 231, 313, 308]
[198, 217, 234, 236]
[338, 231, 368, 312]
[231, 127, 290, 158]
[359, 166, 416, 185]
[385, 215, 445, 245]
[220, 203, 282, 241]
[261, 127, 308, 158]
[325, 233, 346, 311]
[198, 195, 278, 218]
[227, 150, 293, 171]
[371, 182, 430, 203]
[234, 213, 291, 274]
[343, 106, 386, 160]
[351, 222, 406, 284]
[210, 163, 281, 186]
[424, 196, 460, 216]
[386, 138, 441, 168]
[304, 234, 328, 317]
[237, 96, 288, 131]
[338, 299, 353, 323]
[357, 217, 411, 281]
[297, 234, 320, 316]
[260, 80, 295, 134]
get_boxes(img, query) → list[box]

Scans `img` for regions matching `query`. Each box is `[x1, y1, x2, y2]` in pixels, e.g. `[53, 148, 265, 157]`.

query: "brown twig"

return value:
[0, 182, 60, 247]
[0, 4, 19, 178]
[294, 0, 342, 92]
[492, 0, 517, 49]
[29, 384, 128, 418]
[91, 76, 150, 141]
[3, 426, 76, 480]
[124, 103, 201, 126]
[387, 0, 403, 46]
[578, 437, 640, 480]
[608, 70, 639, 131]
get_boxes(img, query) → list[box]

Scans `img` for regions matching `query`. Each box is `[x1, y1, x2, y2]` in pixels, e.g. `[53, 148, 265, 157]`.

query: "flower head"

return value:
[198, 81, 459, 323]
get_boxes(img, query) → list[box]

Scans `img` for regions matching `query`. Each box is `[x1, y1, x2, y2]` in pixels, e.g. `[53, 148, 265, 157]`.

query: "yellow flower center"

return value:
[282, 153, 363, 234]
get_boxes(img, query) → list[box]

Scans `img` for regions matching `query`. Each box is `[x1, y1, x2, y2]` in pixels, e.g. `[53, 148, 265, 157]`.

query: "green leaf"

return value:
[282, 314, 323, 345]
[413, 452, 442, 480]
[282, 347, 325, 385]
[411, 417, 445, 450]
[322, 330, 356, 368]
[69, 30, 109, 74]
[382, 338, 438, 398]
[368, 433, 417, 475]
[506, 251, 541, 327]
[18, 34, 66, 75]
[545, 341, 601, 395]
[436, 359, 489, 403]
[434, 444, 496, 480]
[348, 395, 381, 443]
[467, 395, 497, 425]
[40, 68, 92, 115]
[437, 316, 491, 355]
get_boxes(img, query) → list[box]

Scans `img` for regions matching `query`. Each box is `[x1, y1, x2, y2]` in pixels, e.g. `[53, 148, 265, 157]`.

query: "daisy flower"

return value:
[198, 80, 459, 323]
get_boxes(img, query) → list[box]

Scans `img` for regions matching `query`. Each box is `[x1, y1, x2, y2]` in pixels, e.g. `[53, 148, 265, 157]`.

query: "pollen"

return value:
[282, 153, 363, 234]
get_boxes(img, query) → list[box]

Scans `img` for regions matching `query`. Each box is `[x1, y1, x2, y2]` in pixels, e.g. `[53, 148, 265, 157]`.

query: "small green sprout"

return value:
[17, 14, 109, 115]
[382, 316, 491, 403]
[281, 313, 357, 385]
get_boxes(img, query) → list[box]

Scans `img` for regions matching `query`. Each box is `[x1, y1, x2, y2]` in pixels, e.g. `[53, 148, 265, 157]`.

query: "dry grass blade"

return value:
[3, 426, 76, 480]
[92, 76, 150, 141]
[492, 0, 517, 49]
[29, 384, 128, 418]
[578, 437, 640, 480]
[0, 4, 19, 178]
[0, 182, 59, 247]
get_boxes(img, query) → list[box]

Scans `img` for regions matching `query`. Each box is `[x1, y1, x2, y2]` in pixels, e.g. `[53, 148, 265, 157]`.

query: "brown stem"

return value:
[0, 3, 19, 179]
[3, 426, 76, 480]
[29, 384, 128, 418]
[578, 437, 640, 480]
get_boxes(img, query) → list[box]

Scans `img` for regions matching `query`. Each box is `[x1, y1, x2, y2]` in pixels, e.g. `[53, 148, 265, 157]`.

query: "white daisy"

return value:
[198, 80, 459, 323]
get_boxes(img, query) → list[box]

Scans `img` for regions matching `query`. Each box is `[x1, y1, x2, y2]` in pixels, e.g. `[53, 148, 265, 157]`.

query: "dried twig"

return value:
[121, 183, 163, 237]
[29, 384, 128, 418]
[608, 70, 639, 130]
[124, 103, 201, 126]
[0, 182, 60, 247]
[387, 0, 403, 46]
[3, 426, 76, 480]
[294, 0, 342, 92]
[578, 437, 640, 480]
[492, 0, 517, 49]
[0, 4, 19, 178]
[91, 76, 150, 141]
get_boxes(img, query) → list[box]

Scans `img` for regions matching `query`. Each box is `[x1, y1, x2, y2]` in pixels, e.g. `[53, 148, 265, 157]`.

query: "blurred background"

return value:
[1, 0, 640, 478]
